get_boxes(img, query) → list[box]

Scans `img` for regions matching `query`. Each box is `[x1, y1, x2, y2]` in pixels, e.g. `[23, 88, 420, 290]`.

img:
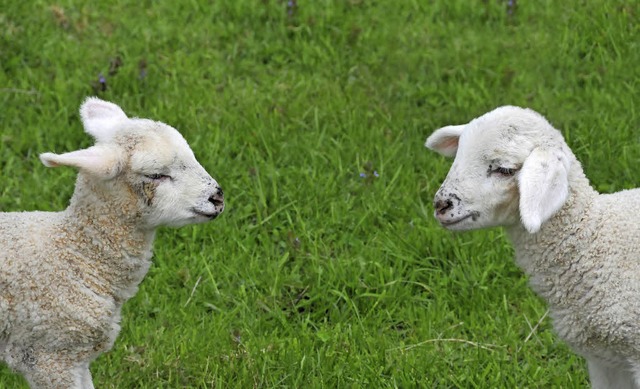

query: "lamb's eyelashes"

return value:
[492, 166, 517, 177]
[143, 173, 171, 181]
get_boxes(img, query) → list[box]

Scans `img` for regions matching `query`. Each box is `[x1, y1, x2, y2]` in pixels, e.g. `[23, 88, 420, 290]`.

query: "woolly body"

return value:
[426, 106, 640, 388]
[0, 98, 224, 388]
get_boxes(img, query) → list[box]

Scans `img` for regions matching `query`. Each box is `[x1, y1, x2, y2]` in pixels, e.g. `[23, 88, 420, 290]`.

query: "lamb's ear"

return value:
[425, 124, 465, 157]
[40, 145, 123, 179]
[518, 147, 570, 233]
[79, 97, 128, 142]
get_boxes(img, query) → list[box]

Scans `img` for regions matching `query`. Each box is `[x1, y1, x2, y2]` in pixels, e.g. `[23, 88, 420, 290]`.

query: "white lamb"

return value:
[425, 106, 640, 388]
[0, 98, 224, 389]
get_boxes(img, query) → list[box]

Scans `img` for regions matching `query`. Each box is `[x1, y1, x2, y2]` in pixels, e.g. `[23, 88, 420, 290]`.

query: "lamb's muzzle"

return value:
[432, 187, 478, 228]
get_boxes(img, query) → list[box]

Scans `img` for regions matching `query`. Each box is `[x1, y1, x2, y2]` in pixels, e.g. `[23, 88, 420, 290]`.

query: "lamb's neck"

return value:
[506, 167, 598, 304]
[60, 175, 156, 304]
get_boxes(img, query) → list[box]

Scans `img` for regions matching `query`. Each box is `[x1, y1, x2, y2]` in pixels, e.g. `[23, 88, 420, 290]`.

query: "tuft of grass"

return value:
[1, 0, 638, 387]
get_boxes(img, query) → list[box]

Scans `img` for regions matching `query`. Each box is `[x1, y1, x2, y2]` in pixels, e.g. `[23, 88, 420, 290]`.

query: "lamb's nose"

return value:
[209, 187, 224, 208]
[434, 199, 453, 215]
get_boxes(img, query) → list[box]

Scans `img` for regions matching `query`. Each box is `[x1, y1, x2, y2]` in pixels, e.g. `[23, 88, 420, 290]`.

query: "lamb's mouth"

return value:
[192, 209, 221, 219]
[437, 212, 478, 227]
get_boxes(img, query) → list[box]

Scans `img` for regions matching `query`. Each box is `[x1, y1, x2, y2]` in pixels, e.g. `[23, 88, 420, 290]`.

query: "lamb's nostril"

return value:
[209, 196, 223, 207]
[208, 189, 224, 207]
[435, 199, 454, 215]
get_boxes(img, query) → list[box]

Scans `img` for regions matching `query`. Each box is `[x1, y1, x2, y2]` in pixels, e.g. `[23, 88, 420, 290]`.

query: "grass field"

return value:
[1, 0, 638, 387]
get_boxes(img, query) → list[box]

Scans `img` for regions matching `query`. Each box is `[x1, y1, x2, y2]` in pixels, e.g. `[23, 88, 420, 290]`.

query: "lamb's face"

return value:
[39, 97, 224, 230]
[431, 123, 529, 230]
[123, 121, 224, 229]
[426, 106, 571, 233]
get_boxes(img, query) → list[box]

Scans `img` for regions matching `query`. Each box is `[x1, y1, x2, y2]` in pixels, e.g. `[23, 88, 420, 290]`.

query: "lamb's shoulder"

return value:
[4, 287, 121, 371]
[0, 211, 125, 355]
[528, 187, 640, 276]
[2, 267, 121, 366]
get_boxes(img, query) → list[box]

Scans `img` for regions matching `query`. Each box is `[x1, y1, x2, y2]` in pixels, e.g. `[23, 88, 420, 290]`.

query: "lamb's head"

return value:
[425, 106, 572, 234]
[40, 97, 224, 229]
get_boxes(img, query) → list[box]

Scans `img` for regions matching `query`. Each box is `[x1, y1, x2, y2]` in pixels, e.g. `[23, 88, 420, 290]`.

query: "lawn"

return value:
[0, 0, 638, 387]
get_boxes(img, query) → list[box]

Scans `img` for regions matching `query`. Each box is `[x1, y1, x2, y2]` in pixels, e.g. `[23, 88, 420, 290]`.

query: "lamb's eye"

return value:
[495, 167, 516, 176]
[145, 173, 171, 181]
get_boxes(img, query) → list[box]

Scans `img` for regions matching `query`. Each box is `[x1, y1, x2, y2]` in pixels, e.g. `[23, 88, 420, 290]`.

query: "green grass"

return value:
[1, 0, 638, 387]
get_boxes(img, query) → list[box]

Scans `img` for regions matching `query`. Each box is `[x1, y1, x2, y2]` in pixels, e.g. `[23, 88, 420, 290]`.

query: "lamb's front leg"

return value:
[629, 360, 640, 389]
[79, 363, 95, 389]
[12, 349, 94, 389]
[587, 358, 635, 389]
